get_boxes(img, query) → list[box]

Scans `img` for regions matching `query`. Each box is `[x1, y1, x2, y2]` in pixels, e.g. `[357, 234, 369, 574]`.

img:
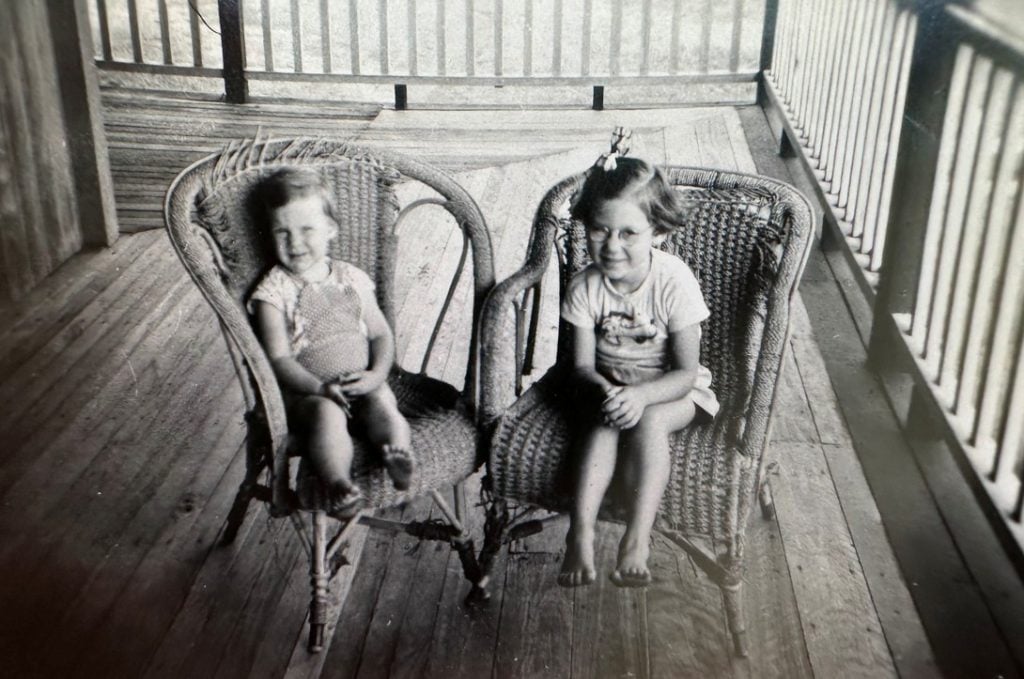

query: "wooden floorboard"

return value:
[0, 99, 936, 679]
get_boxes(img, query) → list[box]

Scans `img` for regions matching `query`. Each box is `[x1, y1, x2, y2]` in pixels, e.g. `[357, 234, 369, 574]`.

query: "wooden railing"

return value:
[90, 0, 764, 103]
[764, 0, 1024, 561]
[763, 0, 917, 288]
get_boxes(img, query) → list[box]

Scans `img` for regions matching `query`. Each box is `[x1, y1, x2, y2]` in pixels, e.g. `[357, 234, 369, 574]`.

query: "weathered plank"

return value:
[769, 347, 820, 444]
[736, 494, 815, 679]
[570, 524, 648, 679]
[771, 441, 896, 678]
[645, 538, 737, 679]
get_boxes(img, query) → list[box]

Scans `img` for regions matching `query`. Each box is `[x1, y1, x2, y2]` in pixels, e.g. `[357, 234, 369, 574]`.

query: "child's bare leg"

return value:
[359, 385, 414, 489]
[560, 423, 619, 587]
[613, 398, 697, 586]
[295, 395, 355, 487]
[294, 396, 362, 516]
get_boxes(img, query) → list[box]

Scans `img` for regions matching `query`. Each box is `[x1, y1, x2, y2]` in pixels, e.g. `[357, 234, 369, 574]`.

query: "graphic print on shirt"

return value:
[598, 303, 658, 346]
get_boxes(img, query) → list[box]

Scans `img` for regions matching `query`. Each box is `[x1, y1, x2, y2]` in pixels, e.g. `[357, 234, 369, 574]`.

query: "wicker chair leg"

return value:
[758, 478, 775, 520]
[308, 511, 329, 653]
[466, 497, 511, 606]
[722, 577, 748, 657]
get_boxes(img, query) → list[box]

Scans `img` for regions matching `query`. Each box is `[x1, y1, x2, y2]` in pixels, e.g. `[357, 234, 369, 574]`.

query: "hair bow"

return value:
[595, 126, 633, 171]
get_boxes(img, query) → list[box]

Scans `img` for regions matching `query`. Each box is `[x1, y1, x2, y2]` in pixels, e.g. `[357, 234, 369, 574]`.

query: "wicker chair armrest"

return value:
[165, 164, 293, 514]
[735, 184, 814, 458]
[478, 228, 563, 424]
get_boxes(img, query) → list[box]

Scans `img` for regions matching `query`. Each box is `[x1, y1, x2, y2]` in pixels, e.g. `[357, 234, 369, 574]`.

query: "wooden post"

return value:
[218, 0, 248, 103]
[46, 0, 119, 246]
[756, 0, 779, 107]
[867, 2, 961, 369]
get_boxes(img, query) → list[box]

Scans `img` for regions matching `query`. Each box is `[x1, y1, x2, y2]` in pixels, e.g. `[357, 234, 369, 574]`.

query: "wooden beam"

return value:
[217, 0, 248, 103]
[46, 0, 118, 246]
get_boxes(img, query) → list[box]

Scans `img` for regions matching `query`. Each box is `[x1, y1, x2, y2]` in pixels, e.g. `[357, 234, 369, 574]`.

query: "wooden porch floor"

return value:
[0, 95, 937, 678]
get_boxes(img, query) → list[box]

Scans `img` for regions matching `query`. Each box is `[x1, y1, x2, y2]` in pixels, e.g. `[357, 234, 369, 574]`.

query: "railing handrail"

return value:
[90, 0, 767, 104]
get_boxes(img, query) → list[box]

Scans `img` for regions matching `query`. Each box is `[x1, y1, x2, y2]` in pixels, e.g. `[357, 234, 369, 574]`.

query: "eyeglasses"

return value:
[585, 227, 649, 244]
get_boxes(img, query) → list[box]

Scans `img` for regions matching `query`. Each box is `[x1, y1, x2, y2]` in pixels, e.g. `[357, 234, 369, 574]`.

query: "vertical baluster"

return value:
[157, 0, 172, 64]
[796, 0, 829, 152]
[778, 0, 801, 100]
[465, 0, 475, 76]
[610, 0, 622, 76]
[349, 0, 360, 75]
[867, 8, 915, 271]
[994, 334, 1024, 510]
[770, 0, 791, 95]
[939, 67, 1012, 412]
[582, 0, 592, 75]
[262, 0, 274, 71]
[523, 0, 533, 75]
[729, 0, 743, 73]
[698, 0, 712, 74]
[670, 0, 682, 75]
[836, 0, 880, 211]
[923, 55, 993, 385]
[127, 0, 142, 63]
[407, 0, 417, 75]
[788, 0, 812, 124]
[379, 0, 389, 74]
[290, 0, 303, 72]
[846, 0, 888, 231]
[907, 45, 972, 353]
[958, 79, 1023, 438]
[320, 0, 331, 73]
[495, 0, 503, 76]
[189, 0, 202, 66]
[553, 0, 563, 76]
[641, 0, 652, 75]
[96, 0, 113, 61]
[825, 0, 866, 187]
[436, 0, 446, 75]
[974, 89, 1024, 452]
[809, 1, 845, 160]
[854, 0, 891, 226]
[791, 0, 818, 129]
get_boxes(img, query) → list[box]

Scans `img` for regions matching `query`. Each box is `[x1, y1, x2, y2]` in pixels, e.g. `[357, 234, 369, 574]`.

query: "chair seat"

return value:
[488, 366, 756, 538]
[298, 370, 480, 510]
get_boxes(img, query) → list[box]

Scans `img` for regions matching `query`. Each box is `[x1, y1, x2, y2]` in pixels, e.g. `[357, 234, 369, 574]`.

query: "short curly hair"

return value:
[569, 157, 687, 236]
[258, 166, 340, 225]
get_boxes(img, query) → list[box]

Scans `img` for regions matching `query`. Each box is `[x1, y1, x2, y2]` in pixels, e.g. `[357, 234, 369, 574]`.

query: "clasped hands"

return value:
[320, 369, 387, 413]
[601, 384, 647, 429]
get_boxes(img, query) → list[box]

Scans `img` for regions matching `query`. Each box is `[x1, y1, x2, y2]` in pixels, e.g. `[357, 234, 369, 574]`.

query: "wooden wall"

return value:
[0, 1, 83, 302]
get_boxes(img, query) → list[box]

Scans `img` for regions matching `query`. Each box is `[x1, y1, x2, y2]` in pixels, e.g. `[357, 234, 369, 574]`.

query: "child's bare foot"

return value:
[610, 532, 651, 587]
[558, 527, 597, 587]
[327, 482, 364, 520]
[382, 444, 415, 491]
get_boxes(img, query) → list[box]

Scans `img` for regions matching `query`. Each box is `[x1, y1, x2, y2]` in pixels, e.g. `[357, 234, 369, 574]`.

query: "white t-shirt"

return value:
[561, 249, 719, 417]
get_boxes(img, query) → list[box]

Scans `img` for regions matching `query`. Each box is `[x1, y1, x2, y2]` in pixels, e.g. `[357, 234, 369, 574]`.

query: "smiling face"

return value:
[270, 194, 337, 278]
[585, 197, 663, 292]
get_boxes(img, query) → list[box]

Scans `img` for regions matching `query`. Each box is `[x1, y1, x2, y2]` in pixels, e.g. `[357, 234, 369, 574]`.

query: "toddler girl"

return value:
[559, 132, 718, 588]
[248, 167, 415, 519]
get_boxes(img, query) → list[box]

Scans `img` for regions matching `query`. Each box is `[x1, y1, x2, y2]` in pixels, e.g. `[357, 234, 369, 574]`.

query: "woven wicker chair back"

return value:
[555, 172, 786, 410]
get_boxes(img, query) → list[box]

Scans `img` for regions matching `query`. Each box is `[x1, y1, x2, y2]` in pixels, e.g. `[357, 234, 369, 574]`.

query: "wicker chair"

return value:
[476, 166, 813, 656]
[164, 138, 494, 652]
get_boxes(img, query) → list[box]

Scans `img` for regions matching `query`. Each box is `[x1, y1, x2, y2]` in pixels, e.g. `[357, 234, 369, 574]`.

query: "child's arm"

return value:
[338, 301, 394, 397]
[571, 322, 617, 396]
[253, 301, 348, 403]
[602, 325, 700, 429]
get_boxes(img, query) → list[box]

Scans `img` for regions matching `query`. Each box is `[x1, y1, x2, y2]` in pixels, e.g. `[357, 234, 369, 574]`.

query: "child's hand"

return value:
[320, 382, 352, 415]
[602, 385, 646, 429]
[338, 369, 386, 397]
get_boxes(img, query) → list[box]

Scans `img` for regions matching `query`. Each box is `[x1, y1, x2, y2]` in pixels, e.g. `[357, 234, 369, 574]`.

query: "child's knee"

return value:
[295, 395, 347, 425]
